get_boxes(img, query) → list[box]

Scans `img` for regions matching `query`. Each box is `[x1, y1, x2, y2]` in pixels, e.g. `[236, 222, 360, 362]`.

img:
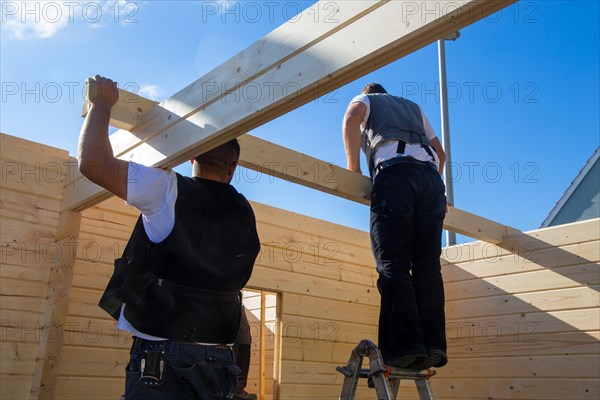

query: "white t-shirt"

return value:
[126, 162, 178, 243]
[118, 162, 178, 340]
[350, 94, 439, 173]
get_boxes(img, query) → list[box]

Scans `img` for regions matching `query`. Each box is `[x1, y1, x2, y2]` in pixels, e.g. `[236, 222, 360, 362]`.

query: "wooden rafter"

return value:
[81, 89, 158, 131]
[62, 0, 517, 212]
[72, 86, 519, 244]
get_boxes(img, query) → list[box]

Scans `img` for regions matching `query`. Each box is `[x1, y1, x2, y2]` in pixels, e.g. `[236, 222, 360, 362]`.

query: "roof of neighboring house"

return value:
[541, 147, 600, 228]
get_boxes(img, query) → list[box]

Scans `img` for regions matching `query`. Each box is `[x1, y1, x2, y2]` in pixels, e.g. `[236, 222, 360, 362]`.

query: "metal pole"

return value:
[438, 36, 457, 246]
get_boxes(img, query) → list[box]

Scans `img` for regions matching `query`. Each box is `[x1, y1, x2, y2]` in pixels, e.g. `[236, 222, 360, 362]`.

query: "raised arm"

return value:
[342, 101, 367, 174]
[78, 75, 129, 200]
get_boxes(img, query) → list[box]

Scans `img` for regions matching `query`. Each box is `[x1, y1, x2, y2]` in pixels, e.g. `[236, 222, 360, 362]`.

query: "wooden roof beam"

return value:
[69, 87, 520, 244]
[81, 89, 158, 131]
[74, 88, 372, 206]
[62, 0, 517, 211]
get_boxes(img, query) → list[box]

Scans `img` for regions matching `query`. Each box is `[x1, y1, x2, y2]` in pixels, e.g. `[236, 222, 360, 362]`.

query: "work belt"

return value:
[134, 336, 231, 349]
[131, 337, 232, 387]
[376, 155, 438, 175]
[181, 342, 232, 350]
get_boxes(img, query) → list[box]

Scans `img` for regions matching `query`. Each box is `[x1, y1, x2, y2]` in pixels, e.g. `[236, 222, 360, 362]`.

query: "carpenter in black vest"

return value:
[99, 171, 260, 343]
[79, 75, 260, 399]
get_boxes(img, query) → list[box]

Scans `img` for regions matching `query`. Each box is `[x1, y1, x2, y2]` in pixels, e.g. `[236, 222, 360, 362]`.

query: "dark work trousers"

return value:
[125, 337, 240, 400]
[370, 160, 447, 364]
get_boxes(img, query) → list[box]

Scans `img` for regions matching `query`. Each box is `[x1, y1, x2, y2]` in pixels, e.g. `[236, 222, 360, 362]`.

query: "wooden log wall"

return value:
[1, 133, 598, 399]
[434, 219, 600, 400]
[50, 199, 280, 399]
[1, 134, 76, 399]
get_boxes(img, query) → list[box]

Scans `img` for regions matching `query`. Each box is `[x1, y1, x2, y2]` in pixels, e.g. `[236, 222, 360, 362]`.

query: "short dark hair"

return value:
[194, 138, 240, 174]
[361, 83, 387, 94]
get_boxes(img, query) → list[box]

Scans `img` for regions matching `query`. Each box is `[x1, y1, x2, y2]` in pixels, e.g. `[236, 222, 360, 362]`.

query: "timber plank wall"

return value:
[1, 133, 598, 399]
[1, 134, 72, 399]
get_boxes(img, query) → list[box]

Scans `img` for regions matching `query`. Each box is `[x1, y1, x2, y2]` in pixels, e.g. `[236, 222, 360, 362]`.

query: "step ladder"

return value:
[336, 340, 436, 400]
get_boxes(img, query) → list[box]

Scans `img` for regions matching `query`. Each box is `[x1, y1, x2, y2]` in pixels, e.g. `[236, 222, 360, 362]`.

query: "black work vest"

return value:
[361, 94, 433, 177]
[99, 174, 260, 343]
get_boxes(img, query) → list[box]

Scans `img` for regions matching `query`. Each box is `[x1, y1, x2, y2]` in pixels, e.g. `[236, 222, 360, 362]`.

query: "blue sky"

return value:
[2, 0, 599, 244]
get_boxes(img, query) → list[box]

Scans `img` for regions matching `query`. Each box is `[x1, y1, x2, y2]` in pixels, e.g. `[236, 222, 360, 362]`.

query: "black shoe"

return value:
[236, 389, 258, 400]
[385, 354, 426, 369]
[428, 349, 448, 368]
[410, 350, 448, 370]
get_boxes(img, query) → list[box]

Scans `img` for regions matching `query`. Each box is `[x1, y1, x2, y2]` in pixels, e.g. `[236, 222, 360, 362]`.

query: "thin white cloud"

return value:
[2, 1, 69, 40]
[138, 84, 163, 100]
[1, 1, 141, 40]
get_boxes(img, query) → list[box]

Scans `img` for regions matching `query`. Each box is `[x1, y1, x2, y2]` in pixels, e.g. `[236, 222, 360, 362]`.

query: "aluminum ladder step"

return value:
[336, 339, 436, 400]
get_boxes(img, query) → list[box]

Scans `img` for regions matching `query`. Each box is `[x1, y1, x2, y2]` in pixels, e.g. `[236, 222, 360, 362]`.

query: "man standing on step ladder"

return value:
[342, 83, 448, 371]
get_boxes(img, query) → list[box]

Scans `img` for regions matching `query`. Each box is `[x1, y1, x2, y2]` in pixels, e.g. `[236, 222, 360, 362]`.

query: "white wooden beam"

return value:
[239, 143, 521, 243]
[63, 127, 519, 244]
[81, 88, 158, 131]
[238, 138, 521, 244]
[237, 135, 372, 205]
[60, 132, 373, 211]
[62, 0, 517, 212]
[444, 206, 521, 244]
[114, 0, 518, 167]
[109, 1, 386, 159]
